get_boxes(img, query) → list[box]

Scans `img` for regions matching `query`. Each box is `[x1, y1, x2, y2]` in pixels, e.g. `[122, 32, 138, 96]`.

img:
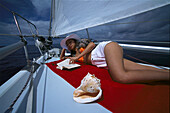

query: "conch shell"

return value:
[73, 72, 102, 103]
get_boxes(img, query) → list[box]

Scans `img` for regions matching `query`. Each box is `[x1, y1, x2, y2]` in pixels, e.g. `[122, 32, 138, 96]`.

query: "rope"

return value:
[0, 3, 38, 36]
[0, 34, 50, 38]
[86, 28, 90, 40]
[4, 58, 37, 113]
[48, 0, 53, 37]
[104, 19, 170, 26]
[5, 67, 34, 113]
[96, 39, 170, 45]
[0, 3, 12, 12]
[124, 53, 168, 70]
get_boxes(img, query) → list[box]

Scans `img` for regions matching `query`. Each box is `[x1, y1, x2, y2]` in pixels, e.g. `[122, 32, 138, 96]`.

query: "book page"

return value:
[57, 59, 80, 70]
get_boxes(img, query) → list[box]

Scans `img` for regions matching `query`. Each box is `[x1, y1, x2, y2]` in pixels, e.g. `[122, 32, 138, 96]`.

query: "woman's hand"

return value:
[68, 56, 79, 64]
[68, 42, 96, 64]
[60, 48, 66, 60]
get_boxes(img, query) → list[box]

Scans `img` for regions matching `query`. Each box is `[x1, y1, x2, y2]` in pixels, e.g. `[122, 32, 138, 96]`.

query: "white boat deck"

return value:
[1, 55, 168, 113]
[37, 57, 111, 113]
[0, 56, 111, 113]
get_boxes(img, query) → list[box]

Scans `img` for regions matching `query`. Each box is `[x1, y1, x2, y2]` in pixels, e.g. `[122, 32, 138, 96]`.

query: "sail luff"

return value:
[51, 0, 170, 36]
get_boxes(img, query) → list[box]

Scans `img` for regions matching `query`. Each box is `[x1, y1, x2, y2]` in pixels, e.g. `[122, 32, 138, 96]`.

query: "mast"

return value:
[49, 0, 53, 37]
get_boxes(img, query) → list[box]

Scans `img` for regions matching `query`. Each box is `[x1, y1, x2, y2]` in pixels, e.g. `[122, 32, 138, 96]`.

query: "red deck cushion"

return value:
[46, 60, 169, 113]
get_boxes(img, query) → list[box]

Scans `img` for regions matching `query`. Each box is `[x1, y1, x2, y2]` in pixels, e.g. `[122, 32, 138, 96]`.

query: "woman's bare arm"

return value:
[69, 42, 96, 63]
[77, 42, 95, 59]
[60, 48, 66, 60]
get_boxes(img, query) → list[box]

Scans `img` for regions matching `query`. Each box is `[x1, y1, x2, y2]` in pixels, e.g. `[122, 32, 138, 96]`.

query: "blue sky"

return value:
[0, 0, 51, 45]
[0, 0, 169, 46]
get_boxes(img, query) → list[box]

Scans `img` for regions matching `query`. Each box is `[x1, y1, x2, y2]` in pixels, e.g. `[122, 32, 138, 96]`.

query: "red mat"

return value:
[46, 60, 169, 113]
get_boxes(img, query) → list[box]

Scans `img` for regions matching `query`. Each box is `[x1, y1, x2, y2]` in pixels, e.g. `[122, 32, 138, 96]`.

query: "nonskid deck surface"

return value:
[0, 57, 169, 113]
[39, 57, 111, 113]
[46, 58, 169, 113]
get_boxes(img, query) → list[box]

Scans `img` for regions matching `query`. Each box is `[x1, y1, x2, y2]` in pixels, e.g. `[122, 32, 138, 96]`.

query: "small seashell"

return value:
[73, 72, 102, 103]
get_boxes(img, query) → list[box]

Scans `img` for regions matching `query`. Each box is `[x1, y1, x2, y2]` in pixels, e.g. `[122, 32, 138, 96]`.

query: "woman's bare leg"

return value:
[104, 42, 169, 84]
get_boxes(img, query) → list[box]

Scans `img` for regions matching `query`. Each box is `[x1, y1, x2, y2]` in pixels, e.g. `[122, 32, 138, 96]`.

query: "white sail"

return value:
[51, 0, 170, 36]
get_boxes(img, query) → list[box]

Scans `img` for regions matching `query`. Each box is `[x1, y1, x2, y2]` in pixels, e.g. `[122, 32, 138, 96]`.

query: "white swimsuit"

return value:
[91, 41, 112, 68]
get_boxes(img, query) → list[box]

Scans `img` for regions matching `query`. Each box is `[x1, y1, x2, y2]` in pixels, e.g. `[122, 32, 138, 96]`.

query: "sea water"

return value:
[0, 43, 169, 86]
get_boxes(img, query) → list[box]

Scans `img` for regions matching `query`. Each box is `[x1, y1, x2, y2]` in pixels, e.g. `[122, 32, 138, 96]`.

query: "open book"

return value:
[57, 59, 81, 70]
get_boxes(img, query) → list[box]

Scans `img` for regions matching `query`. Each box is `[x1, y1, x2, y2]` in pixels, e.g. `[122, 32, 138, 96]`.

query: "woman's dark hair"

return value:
[77, 39, 91, 49]
[70, 38, 91, 56]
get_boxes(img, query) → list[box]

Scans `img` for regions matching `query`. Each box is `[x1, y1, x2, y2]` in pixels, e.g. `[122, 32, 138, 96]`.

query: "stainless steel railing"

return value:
[0, 3, 42, 65]
[0, 41, 26, 60]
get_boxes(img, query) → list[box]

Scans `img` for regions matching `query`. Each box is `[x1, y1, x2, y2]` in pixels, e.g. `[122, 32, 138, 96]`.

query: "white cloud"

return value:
[30, 0, 51, 16]
[31, 20, 49, 35]
[0, 19, 49, 35]
[0, 19, 50, 45]
[0, 22, 18, 34]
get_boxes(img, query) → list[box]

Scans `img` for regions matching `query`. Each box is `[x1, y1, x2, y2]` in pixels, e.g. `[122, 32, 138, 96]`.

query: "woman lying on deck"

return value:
[60, 34, 169, 84]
